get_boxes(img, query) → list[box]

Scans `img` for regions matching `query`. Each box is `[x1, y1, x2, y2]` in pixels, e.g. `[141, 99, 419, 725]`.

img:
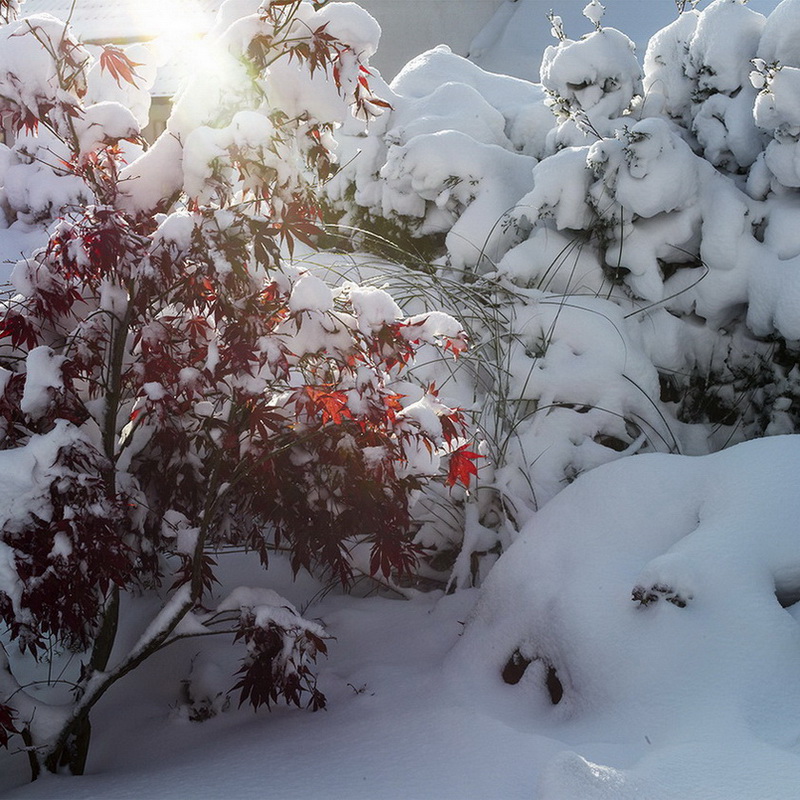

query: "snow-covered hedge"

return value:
[323, 0, 800, 579]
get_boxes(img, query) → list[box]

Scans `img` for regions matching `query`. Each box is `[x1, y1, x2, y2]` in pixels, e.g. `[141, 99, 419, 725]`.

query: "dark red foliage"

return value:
[0, 704, 19, 748]
[0, 311, 39, 351]
[233, 611, 327, 712]
[0, 0, 471, 764]
[1, 437, 132, 657]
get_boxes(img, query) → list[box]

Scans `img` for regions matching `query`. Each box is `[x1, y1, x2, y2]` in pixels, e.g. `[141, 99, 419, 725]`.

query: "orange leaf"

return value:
[368, 98, 394, 110]
[306, 386, 352, 425]
[443, 334, 468, 358]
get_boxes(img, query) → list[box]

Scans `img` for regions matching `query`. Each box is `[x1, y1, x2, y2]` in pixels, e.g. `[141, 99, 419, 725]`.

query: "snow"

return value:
[4, 0, 800, 797]
[450, 435, 800, 799]
[689, 0, 765, 97]
[347, 285, 402, 333]
[287, 274, 335, 314]
[5, 439, 800, 798]
[20, 346, 65, 419]
[0, 422, 85, 547]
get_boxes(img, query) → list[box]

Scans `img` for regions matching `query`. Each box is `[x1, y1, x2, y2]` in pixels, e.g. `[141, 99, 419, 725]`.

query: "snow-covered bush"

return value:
[449, 434, 800, 798]
[322, 0, 800, 579]
[323, 45, 552, 272]
[0, 0, 472, 778]
[540, 10, 642, 147]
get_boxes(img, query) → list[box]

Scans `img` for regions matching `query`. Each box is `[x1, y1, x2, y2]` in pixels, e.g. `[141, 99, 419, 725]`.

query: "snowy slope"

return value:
[452, 434, 800, 798]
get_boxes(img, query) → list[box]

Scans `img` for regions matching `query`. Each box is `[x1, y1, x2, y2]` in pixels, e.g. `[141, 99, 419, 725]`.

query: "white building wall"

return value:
[356, 0, 501, 80]
[24, 0, 503, 87]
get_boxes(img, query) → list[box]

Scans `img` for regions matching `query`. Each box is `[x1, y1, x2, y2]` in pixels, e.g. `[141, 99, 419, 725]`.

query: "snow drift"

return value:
[450, 434, 800, 798]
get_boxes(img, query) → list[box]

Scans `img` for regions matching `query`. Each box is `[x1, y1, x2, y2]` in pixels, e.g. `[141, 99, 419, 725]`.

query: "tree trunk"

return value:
[39, 587, 120, 777]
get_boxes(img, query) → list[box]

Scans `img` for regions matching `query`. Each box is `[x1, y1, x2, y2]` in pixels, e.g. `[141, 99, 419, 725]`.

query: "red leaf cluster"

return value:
[99, 46, 142, 88]
[232, 611, 327, 712]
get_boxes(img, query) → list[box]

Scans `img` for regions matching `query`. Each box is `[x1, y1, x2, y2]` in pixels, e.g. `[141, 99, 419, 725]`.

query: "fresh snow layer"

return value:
[451, 434, 800, 799]
[4, 437, 800, 799]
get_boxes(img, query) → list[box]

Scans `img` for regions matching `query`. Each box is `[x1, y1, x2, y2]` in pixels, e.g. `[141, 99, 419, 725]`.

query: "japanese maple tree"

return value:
[0, 0, 471, 778]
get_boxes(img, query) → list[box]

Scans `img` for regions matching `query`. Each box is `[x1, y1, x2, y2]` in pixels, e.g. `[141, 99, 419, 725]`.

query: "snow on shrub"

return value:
[323, 45, 552, 272]
[0, 0, 472, 779]
[449, 433, 800, 798]
[540, 15, 642, 146]
[323, 0, 800, 577]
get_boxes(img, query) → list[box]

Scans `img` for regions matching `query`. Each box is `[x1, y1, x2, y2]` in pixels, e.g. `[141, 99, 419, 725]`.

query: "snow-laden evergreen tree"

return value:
[324, 0, 800, 583]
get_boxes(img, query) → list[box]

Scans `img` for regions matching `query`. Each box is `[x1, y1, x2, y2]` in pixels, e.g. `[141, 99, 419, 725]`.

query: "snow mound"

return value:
[449, 434, 800, 799]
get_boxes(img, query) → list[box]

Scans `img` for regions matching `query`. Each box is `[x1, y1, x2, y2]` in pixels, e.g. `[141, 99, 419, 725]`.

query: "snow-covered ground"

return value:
[0, 553, 509, 798]
[5, 436, 800, 799]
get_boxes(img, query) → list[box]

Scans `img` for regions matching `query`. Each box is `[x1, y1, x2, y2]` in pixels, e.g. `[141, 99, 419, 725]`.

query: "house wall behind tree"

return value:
[143, 98, 172, 143]
[356, 0, 501, 80]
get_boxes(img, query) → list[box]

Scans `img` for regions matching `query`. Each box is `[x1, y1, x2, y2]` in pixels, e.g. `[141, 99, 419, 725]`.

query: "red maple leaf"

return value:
[247, 401, 284, 440]
[99, 46, 142, 88]
[447, 444, 484, 488]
